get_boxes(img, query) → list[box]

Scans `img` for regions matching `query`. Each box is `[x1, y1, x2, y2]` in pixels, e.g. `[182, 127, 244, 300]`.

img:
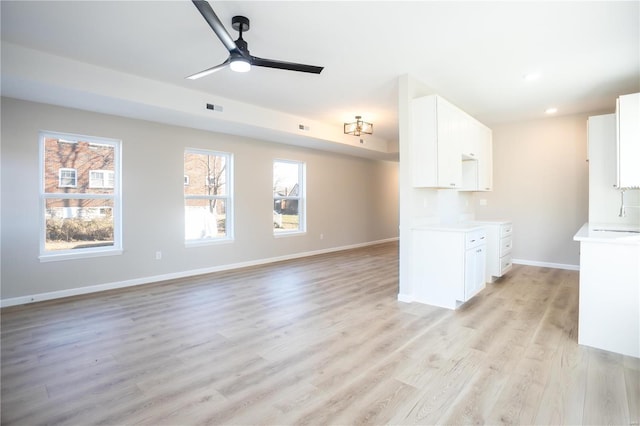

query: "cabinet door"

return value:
[617, 93, 640, 188]
[411, 96, 439, 187]
[460, 121, 492, 192]
[464, 246, 486, 300]
[477, 126, 493, 191]
[436, 98, 462, 188]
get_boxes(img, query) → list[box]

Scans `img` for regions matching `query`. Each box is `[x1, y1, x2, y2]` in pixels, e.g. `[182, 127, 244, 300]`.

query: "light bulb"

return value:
[230, 58, 251, 73]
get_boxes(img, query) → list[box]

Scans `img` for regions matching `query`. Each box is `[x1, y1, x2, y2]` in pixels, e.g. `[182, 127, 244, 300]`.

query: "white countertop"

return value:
[573, 223, 640, 245]
[468, 219, 512, 226]
[413, 222, 486, 232]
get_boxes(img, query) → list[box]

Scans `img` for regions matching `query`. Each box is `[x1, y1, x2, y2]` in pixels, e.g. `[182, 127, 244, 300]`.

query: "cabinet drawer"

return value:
[500, 224, 513, 238]
[465, 229, 487, 249]
[500, 255, 513, 275]
[500, 237, 513, 256]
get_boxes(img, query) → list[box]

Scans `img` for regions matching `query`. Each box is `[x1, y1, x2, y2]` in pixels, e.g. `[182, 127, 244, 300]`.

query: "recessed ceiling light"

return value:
[545, 107, 558, 114]
[523, 73, 540, 81]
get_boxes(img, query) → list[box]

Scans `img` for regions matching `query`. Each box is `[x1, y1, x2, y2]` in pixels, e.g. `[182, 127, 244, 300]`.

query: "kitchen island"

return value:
[573, 223, 640, 358]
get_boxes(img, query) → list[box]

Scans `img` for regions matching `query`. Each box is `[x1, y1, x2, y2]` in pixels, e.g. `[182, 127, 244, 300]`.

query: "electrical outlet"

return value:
[480, 199, 488, 206]
[320, 233, 324, 240]
[155, 251, 162, 260]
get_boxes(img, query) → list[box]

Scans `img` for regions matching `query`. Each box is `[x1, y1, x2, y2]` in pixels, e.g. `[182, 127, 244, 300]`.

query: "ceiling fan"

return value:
[187, 0, 324, 79]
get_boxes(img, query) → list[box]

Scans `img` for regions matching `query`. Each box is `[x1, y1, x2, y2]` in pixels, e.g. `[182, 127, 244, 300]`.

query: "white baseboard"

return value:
[1, 237, 399, 308]
[397, 293, 413, 303]
[512, 258, 580, 271]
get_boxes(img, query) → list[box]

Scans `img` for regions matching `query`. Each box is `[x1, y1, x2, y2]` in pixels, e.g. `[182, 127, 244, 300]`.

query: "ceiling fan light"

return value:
[230, 57, 251, 72]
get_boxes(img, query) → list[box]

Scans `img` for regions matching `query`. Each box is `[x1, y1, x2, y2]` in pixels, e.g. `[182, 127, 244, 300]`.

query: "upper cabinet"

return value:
[616, 93, 640, 189]
[411, 95, 462, 188]
[465, 120, 493, 192]
[411, 94, 492, 191]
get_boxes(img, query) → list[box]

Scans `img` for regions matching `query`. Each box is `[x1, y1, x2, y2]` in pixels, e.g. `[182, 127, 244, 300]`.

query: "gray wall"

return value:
[0, 97, 399, 302]
[474, 113, 591, 267]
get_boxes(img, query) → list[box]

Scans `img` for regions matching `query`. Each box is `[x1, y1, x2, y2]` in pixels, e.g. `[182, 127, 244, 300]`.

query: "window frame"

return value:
[58, 168, 77, 188]
[273, 159, 306, 236]
[184, 148, 234, 246]
[39, 131, 122, 262]
[89, 170, 115, 189]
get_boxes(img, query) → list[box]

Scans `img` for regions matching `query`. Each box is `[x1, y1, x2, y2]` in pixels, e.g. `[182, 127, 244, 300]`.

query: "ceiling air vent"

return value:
[206, 103, 223, 112]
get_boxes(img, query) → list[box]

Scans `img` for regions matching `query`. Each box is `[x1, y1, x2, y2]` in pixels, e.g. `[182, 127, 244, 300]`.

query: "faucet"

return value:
[618, 189, 627, 217]
[618, 189, 626, 217]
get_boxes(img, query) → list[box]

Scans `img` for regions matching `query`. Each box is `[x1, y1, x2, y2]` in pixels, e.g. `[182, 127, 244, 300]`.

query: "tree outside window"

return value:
[273, 160, 305, 234]
[40, 132, 121, 258]
[184, 149, 233, 242]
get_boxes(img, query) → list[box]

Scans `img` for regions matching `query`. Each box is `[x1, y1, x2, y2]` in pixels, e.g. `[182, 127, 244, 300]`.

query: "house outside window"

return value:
[58, 168, 77, 187]
[273, 159, 305, 234]
[184, 149, 233, 243]
[89, 170, 115, 188]
[40, 132, 122, 261]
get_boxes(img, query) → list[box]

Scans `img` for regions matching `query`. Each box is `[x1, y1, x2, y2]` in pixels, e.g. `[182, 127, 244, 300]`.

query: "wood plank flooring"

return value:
[1, 241, 638, 425]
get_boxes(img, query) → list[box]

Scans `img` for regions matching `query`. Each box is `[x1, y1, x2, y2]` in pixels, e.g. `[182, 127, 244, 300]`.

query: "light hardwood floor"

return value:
[1, 241, 638, 425]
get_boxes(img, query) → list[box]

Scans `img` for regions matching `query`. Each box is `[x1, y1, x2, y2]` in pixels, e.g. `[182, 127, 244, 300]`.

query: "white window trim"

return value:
[58, 168, 77, 188]
[273, 159, 306, 236]
[184, 148, 234, 245]
[89, 170, 115, 189]
[39, 131, 122, 262]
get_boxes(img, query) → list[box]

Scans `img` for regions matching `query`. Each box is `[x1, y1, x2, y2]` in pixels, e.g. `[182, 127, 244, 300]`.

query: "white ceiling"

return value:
[1, 1, 639, 148]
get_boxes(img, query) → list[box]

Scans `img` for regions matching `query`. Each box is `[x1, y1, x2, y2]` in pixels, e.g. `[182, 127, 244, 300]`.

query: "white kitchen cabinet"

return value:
[574, 224, 640, 358]
[461, 124, 493, 192]
[411, 95, 463, 188]
[477, 125, 493, 191]
[411, 225, 487, 309]
[616, 92, 640, 189]
[464, 238, 487, 300]
[475, 221, 513, 282]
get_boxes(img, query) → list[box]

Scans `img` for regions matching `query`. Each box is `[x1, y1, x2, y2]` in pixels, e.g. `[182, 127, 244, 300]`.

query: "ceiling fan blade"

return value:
[186, 58, 230, 80]
[192, 0, 238, 53]
[251, 56, 324, 74]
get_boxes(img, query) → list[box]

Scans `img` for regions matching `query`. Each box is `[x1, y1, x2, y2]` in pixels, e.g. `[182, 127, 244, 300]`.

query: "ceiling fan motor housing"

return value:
[232, 16, 250, 33]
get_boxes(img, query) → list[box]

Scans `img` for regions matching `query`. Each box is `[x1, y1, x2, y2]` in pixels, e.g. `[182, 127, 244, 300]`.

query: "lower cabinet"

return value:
[411, 226, 487, 309]
[475, 221, 513, 282]
[575, 238, 640, 358]
[464, 242, 486, 300]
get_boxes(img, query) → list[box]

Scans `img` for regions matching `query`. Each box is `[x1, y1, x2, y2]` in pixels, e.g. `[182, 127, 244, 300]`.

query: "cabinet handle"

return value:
[469, 153, 475, 157]
[506, 244, 511, 248]
[480, 236, 485, 240]
[485, 187, 491, 190]
[476, 249, 482, 253]
[470, 239, 476, 243]
[450, 183, 456, 187]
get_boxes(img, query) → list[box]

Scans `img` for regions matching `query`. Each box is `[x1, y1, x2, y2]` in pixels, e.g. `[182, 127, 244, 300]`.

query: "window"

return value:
[58, 168, 77, 187]
[273, 160, 305, 234]
[89, 170, 114, 188]
[40, 131, 121, 261]
[184, 149, 233, 243]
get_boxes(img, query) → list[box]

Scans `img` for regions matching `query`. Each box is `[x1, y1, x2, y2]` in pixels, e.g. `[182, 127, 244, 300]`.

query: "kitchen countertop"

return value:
[413, 223, 486, 232]
[573, 223, 640, 245]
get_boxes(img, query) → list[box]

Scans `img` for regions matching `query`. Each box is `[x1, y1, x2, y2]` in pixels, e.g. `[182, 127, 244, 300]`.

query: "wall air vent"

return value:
[206, 103, 223, 112]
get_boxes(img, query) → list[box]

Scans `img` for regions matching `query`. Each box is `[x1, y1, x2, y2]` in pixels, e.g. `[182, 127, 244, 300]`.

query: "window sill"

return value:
[185, 238, 234, 248]
[273, 230, 307, 238]
[39, 247, 123, 263]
